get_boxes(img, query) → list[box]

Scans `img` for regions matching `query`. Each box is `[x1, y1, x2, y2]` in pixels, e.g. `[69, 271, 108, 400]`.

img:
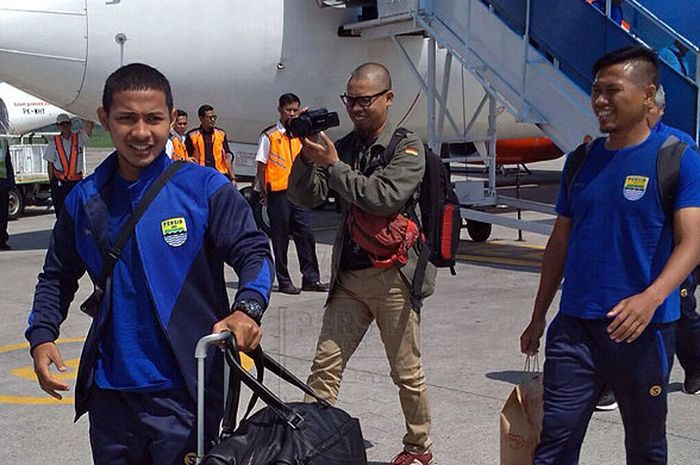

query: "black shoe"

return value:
[0, 243, 10, 251]
[278, 284, 301, 295]
[595, 388, 618, 412]
[683, 370, 700, 395]
[302, 281, 330, 292]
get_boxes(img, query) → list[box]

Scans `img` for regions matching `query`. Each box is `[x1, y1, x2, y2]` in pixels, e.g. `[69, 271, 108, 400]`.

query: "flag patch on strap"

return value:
[161, 217, 188, 247]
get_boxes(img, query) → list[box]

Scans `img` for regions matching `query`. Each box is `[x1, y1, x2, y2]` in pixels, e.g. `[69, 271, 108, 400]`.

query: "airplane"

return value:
[0, 0, 572, 238]
[0, 82, 70, 135]
[0, 82, 79, 220]
[0, 0, 562, 167]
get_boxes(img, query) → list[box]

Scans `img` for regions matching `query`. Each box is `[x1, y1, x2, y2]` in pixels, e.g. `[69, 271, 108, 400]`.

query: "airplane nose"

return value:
[0, 0, 87, 107]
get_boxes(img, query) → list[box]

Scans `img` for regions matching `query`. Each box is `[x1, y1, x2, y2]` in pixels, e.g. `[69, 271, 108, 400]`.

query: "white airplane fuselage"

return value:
[0, 82, 68, 135]
[0, 0, 543, 148]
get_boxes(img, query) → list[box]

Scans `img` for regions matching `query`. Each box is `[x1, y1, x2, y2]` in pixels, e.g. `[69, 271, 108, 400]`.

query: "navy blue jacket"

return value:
[0, 146, 14, 188]
[26, 152, 273, 420]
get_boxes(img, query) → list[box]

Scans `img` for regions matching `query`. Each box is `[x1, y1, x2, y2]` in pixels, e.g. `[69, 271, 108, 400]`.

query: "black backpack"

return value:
[564, 135, 687, 217]
[384, 128, 462, 274]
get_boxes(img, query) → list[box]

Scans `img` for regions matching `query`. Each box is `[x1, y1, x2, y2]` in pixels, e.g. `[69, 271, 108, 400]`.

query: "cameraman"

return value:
[288, 62, 436, 465]
[255, 93, 328, 295]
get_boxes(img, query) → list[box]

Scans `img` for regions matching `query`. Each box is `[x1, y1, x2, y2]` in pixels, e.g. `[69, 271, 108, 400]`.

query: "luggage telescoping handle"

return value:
[194, 332, 232, 464]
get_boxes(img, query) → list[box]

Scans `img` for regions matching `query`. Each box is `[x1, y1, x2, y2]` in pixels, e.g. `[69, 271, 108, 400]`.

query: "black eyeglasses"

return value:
[339, 89, 390, 109]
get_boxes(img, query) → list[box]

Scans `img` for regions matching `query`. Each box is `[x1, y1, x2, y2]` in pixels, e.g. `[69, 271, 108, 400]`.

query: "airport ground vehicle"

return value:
[3, 135, 56, 220]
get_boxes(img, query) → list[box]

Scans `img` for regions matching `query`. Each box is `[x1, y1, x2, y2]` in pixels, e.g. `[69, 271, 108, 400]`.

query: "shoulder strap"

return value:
[383, 127, 411, 164]
[564, 139, 597, 201]
[101, 161, 185, 282]
[261, 123, 276, 136]
[657, 135, 686, 218]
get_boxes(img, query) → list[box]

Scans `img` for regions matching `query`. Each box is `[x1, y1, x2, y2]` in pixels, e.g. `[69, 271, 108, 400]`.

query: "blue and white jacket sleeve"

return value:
[25, 210, 86, 351]
[206, 182, 273, 312]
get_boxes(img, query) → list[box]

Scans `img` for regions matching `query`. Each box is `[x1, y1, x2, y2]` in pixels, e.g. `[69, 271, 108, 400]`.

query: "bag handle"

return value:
[259, 350, 332, 407]
[221, 334, 305, 430]
[523, 354, 540, 373]
[220, 339, 265, 438]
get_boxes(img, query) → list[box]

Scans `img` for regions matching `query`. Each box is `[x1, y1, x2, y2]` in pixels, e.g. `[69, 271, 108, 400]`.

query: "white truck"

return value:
[3, 134, 61, 220]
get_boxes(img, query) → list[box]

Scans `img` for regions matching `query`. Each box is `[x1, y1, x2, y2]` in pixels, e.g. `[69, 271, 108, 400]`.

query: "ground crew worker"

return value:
[255, 93, 328, 294]
[43, 114, 94, 218]
[25, 63, 273, 465]
[289, 63, 436, 465]
[0, 140, 14, 250]
[520, 46, 700, 465]
[167, 109, 189, 161]
[185, 104, 235, 180]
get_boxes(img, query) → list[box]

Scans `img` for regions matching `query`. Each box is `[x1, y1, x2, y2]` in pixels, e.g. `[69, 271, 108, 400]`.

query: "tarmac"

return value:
[1, 150, 699, 464]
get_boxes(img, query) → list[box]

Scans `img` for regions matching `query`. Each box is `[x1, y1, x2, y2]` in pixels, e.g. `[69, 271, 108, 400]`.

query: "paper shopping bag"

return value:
[500, 359, 543, 465]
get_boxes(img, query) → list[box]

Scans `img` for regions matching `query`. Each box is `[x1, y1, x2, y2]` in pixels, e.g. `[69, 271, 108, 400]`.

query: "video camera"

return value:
[286, 108, 339, 138]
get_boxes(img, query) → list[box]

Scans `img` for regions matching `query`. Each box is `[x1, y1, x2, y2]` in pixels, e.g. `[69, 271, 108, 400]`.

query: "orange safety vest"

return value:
[53, 133, 82, 181]
[263, 126, 301, 192]
[188, 128, 229, 174]
[170, 134, 188, 161]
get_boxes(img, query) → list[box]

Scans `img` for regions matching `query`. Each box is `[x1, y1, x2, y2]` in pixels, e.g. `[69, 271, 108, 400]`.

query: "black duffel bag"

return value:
[202, 336, 367, 465]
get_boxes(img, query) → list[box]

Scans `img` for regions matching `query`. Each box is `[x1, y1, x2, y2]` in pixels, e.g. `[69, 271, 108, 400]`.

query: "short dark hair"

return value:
[198, 104, 214, 118]
[592, 45, 659, 86]
[102, 63, 173, 114]
[278, 93, 300, 107]
[349, 62, 392, 91]
[175, 109, 187, 118]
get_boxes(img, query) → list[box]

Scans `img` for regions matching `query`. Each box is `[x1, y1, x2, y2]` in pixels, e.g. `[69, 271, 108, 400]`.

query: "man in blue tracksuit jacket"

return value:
[25, 64, 273, 465]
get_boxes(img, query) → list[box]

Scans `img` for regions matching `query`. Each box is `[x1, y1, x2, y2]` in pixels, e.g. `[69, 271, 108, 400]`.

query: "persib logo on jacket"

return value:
[161, 217, 188, 247]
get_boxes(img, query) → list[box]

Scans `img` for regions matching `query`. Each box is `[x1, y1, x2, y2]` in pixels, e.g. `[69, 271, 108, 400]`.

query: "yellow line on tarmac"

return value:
[0, 336, 85, 354]
[1, 337, 255, 405]
[456, 253, 540, 268]
[0, 395, 73, 405]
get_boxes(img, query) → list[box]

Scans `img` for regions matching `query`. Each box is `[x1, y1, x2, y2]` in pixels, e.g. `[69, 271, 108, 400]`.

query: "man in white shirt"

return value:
[255, 93, 328, 294]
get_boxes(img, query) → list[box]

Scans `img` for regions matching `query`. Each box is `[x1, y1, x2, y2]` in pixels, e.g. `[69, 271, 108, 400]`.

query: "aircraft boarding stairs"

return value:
[319, 0, 700, 238]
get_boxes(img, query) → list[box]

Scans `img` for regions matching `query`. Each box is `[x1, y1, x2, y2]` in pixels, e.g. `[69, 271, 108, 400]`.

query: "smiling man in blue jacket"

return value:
[25, 63, 273, 465]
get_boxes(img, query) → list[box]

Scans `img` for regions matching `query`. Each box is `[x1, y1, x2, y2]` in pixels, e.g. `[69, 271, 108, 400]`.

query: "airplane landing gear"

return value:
[466, 220, 491, 242]
[8, 186, 23, 220]
[240, 186, 270, 235]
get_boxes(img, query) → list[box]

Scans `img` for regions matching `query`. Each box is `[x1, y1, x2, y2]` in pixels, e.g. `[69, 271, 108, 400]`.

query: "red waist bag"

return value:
[347, 206, 420, 269]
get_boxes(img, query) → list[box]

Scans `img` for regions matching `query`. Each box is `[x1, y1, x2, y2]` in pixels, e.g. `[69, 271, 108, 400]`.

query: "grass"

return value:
[87, 126, 114, 148]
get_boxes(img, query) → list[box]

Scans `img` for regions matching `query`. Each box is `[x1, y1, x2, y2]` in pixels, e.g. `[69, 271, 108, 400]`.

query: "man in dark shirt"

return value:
[0, 140, 14, 250]
[185, 104, 236, 180]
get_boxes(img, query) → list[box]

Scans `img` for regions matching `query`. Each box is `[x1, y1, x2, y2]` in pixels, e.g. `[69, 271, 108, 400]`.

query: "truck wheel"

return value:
[8, 186, 24, 220]
[240, 186, 270, 235]
[466, 220, 491, 242]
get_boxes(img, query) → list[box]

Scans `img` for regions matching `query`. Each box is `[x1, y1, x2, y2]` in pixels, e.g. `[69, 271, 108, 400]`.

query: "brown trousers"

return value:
[306, 266, 432, 454]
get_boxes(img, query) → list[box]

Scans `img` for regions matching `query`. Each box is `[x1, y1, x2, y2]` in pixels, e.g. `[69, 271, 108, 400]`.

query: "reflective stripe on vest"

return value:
[170, 134, 188, 161]
[264, 128, 301, 192]
[189, 128, 228, 174]
[54, 133, 82, 181]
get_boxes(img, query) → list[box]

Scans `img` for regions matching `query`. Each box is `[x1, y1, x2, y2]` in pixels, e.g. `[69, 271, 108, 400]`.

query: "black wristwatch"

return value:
[233, 299, 264, 324]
